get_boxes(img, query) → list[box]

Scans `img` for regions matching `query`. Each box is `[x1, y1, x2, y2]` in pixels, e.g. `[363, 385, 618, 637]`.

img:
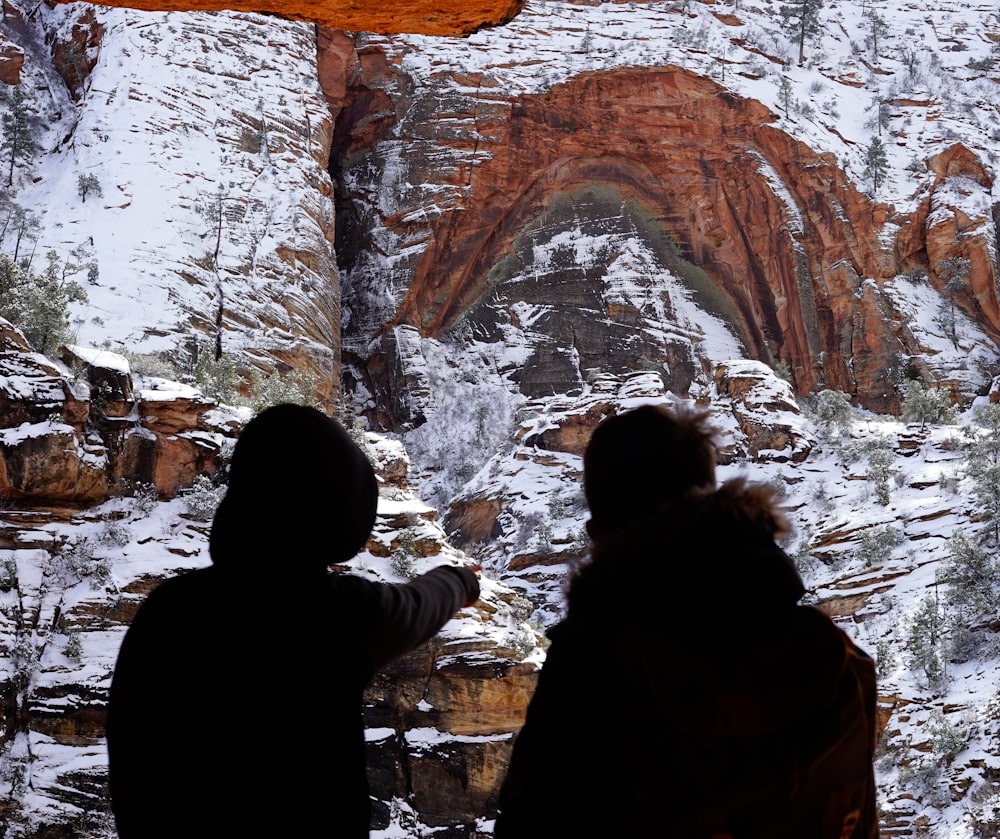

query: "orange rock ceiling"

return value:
[53, 0, 527, 36]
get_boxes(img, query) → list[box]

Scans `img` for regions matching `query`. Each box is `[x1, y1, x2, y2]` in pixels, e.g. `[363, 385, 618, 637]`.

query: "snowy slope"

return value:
[6, 2, 340, 378]
[1, 0, 1000, 836]
[385, 0, 999, 211]
[448, 367, 1000, 837]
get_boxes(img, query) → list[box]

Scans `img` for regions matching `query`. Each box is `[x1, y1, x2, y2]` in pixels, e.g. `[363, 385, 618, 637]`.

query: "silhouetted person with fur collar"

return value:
[495, 404, 878, 839]
[107, 404, 479, 838]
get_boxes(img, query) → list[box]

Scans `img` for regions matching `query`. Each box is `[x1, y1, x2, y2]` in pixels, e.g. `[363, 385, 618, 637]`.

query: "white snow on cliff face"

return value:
[0, 428, 538, 835]
[445, 368, 1000, 838]
[375, 0, 999, 211]
[1, 0, 1000, 836]
[8, 0, 999, 366]
[10, 3, 339, 370]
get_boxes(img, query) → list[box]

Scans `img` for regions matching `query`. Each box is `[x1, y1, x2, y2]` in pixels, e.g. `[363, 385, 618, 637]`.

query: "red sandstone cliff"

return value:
[325, 39, 998, 418]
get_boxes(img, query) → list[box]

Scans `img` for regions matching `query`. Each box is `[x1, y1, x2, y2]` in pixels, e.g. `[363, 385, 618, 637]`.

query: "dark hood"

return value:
[209, 404, 378, 572]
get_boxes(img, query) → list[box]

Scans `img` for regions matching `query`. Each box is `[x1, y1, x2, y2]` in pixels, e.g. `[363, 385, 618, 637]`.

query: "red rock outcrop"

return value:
[712, 360, 814, 462]
[337, 433, 539, 831]
[45, 5, 103, 98]
[54, 0, 527, 37]
[326, 42, 999, 416]
[0, 1, 24, 84]
[393, 68, 900, 400]
[921, 144, 998, 331]
[0, 37, 23, 85]
[0, 321, 235, 503]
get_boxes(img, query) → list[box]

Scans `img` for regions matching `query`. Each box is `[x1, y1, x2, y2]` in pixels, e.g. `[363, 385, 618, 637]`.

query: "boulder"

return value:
[714, 360, 815, 463]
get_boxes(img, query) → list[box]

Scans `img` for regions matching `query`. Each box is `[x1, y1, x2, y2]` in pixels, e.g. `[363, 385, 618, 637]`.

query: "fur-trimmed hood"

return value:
[567, 478, 805, 636]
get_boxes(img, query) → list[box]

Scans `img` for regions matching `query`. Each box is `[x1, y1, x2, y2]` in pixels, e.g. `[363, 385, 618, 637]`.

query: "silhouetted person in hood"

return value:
[495, 404, 878, 839]
[107, 404, 479, 838]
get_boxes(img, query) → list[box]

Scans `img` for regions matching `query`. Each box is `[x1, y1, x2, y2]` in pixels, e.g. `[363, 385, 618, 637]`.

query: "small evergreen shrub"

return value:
[98, 518, 133, 547]
[124, 481, 159, 516]
[126, 351, 180, 380]
[63, 631, 83, 663]
[855, 524, 902, 567]
[804, 389, 853, 437]
[390, 529, 417, 578]
[897, 761, 950, 809]
[505, 627, 536, 657]
[193, 348, 240, 405]
[926, 710, 968, 764]
[0, 554, 16, 592]
[11, 635, 38, 689]
[874, 637, 895, 679]
[60, 537, 112, 589]
[536, 520, 554, 551]
[767, 474, 789, 500]
[902, 380, 956, 429]
[247, 368, 319, 414]
[866, 447, 897, 506]
[183, 474, 226, 522]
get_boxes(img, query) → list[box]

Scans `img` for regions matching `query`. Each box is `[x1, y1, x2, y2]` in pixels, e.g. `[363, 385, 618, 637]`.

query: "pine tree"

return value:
[941, 533, 1000, 628]
[862, 134, 889, 193]
[866, 93, 891, 137]
[866, 10, 889, 62]
[778, 75, 794, 116]
[904, 590, 947, 688]
[934, 256, 971, 349]
[3, 202, 39, 263]
[1, 87, 36, 187]
[0, 252, 88, 356]
[197, 183, 228, 265]
[779, 0, 823, 65]
[77, 173, 102, 203]
[963, 403, 1000, 543]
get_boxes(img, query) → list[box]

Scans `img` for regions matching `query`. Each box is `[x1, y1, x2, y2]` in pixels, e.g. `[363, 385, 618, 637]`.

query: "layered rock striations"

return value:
[0, 320, 237, 502]
[0, 324, 540, 837]
[16, 5, 345, 408]
[329, 30, 1000, 422]
[3, 1, 1000, 835]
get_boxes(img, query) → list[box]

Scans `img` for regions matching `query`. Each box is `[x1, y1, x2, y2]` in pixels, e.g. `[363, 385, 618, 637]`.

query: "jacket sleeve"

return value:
[335, 565, 479, 673]
[847, 636, 880, 839]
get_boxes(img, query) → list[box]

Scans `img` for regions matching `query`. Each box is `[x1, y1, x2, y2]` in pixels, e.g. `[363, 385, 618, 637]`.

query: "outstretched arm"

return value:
[336, 565, 480, 673]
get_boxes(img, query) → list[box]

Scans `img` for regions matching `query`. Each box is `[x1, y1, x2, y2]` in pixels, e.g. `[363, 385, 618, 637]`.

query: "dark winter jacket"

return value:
[107, 560, 478, 838]
[108, 404, 480, 837]
[495, 479, 878, 839]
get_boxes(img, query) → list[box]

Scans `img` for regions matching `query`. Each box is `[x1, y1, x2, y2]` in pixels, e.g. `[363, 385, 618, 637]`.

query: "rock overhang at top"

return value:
[53, 0, 528, 36]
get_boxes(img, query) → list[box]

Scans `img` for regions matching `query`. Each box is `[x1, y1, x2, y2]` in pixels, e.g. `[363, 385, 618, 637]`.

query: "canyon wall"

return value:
[326, 32, 999, 422]
[0, 318, 539, 836]
[21, 4, 345, 409]
[2, 1, 1000, 835]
